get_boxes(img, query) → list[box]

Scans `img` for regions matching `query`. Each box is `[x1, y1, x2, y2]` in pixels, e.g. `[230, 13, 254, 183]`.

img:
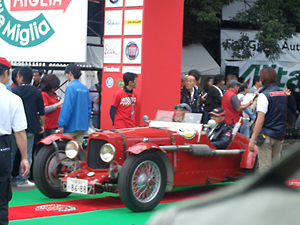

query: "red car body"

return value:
[35, 118, 257, 212]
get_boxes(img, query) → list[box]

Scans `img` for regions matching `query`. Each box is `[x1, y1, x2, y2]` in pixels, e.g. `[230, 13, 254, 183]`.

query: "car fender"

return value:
[240, 145, 258, 169]
[126, 142, 166, 155]
[126, 142, 174, 191]
[38, 134, 77, 145]
[38, 134, 86, 161]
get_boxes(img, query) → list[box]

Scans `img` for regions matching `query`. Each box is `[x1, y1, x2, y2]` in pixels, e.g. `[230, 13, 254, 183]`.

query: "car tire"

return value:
[118, 151, 167, 212]
[33, 142, 71, 198]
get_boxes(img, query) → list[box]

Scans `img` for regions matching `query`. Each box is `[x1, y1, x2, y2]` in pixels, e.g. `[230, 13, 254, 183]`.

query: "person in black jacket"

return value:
[11, 66, 45, 187]
[180, 75, 199, 113]
[204, 107, 232, 149]
[203, 75, 225, 123]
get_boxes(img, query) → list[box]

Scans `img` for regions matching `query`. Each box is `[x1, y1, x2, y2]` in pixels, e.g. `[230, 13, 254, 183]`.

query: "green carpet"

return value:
[9, 183, 235, 225]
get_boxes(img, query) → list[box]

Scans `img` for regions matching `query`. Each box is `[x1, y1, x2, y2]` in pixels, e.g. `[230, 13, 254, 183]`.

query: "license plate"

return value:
[66, 178, 88, 194]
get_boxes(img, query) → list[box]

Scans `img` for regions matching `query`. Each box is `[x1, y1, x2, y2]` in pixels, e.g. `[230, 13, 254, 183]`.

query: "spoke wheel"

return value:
[118, 152, 167, 212]
[33, 142, 72, 198]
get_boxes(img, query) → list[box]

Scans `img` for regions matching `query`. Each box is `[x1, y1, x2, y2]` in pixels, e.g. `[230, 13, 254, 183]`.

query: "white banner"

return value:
[221, 29, 300, 89]
[0, 0, 87, 62]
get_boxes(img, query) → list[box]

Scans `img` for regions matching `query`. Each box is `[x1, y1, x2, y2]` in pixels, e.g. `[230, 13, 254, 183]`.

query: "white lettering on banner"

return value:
[104, 66, 120, 72]
[2, 20, 50, 46]
[13, 0, 62, 8]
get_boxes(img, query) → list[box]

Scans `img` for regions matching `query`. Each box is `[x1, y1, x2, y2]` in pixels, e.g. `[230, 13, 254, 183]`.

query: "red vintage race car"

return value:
[33, 111, 257, 212]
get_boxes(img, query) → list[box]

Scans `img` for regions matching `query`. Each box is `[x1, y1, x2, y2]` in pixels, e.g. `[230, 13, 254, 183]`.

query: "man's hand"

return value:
[284, 88, 291, 96]
[57, 127, 64, 133]
[39, 126, 44, 134]
[249, 141, 255, 152]
[20, 159, 30, 178]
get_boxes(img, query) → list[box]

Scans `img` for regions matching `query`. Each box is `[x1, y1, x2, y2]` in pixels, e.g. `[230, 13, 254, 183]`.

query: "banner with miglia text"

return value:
[0, 0, 87, 62]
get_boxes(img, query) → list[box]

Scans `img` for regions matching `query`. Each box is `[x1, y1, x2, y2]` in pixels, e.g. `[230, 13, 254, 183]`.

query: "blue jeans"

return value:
[10, 133, 35, 182]
[240, 119, 250, 138]
[92, 114, 100, 129]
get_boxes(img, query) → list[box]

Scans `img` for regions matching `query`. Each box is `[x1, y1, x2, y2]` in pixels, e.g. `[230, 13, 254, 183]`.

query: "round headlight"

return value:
[65, 141, 80, 159]
[100, 143, 116, 163]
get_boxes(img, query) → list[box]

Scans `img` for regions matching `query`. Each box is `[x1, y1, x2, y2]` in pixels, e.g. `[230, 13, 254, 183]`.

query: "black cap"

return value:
[209, 107, 226, 116]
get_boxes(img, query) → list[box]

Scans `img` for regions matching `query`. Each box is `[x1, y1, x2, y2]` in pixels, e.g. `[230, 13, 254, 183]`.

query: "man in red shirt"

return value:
[110, 72, 138, 129]
[221, 80, 252, 127]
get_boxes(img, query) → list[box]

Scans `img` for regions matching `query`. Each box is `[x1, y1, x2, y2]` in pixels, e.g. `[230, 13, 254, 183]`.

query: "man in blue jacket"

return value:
[57, 64, 91, 145]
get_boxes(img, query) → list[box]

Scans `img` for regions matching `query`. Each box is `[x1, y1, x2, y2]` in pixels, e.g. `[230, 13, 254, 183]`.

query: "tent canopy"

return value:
[181, 44, 220, 75]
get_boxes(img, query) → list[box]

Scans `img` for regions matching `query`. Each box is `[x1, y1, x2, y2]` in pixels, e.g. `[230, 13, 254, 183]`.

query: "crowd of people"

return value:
[0, 55, 296, 224]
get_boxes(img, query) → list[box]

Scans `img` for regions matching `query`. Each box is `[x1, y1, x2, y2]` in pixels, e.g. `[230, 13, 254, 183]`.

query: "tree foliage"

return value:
[184, 0, 300, 61]
[183, 0, 233, 62]
[222, 0, 300, 61]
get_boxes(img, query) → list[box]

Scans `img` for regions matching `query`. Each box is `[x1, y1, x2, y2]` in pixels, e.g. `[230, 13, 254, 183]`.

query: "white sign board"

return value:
[221, 29, 300, 89]
[122, 66, 141, 74]
[103, 38, 122, 64]
[125, 0, 143, 7]
[123, 38, 142, 64]
[124, 9, 143, 36]
[104, 10, 123, 36]
[105, 0, 123, 8]
[0, 0, 87, 62]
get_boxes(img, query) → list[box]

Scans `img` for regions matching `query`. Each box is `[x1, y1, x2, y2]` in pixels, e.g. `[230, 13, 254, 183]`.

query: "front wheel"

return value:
[33, 142, 73, 198]
[118, 151, 167, 212]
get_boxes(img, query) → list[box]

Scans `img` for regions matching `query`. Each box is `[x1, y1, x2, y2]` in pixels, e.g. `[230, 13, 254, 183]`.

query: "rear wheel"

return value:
[118, 152, 167, 212]
[33, 142, 74, 198]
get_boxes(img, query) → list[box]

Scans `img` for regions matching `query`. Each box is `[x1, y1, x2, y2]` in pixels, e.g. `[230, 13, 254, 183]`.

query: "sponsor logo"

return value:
[106, 77, 114, 88]
[125, 41, 139, 60]
[104, 44, 121, 56]
[35, 204, 77, 212]
[116, 79, 124, 87]
[120, 96, 136, 106]
[124, 20, 142, 25]
[109, 0, 119, 3]
[167, 127, 196, 140]
[225, 131, 231, 137]
[0, 0, 72, 47]
[106, 19, 121, 26]
[270, 91, 286, 97]
[122, 66, 141, 74]
[104, 66, 120, 72]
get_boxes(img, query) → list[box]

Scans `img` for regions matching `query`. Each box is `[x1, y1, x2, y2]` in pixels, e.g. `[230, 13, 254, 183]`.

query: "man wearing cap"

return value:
[57, 64, 92, 145]
[0, 57, 30, 224]
[221, 80, 253, 127]
[204, 108, 232, 149]
[174, 103, 191, 122]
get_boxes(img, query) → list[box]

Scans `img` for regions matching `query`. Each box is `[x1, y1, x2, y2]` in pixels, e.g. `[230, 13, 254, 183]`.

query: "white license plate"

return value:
[66, 178, 88, 194]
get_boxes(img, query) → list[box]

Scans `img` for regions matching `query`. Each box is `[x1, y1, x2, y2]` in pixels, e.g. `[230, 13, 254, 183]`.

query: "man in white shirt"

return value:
[0, 57, 30, 225]
[249, 76, 262, 93]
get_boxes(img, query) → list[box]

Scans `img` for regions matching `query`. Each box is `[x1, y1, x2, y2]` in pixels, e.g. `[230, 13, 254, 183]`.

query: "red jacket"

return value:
[221, 89, 243, 126]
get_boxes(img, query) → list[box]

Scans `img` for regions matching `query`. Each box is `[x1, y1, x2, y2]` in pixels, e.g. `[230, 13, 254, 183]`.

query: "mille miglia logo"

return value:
[0, 0, 71, 47]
